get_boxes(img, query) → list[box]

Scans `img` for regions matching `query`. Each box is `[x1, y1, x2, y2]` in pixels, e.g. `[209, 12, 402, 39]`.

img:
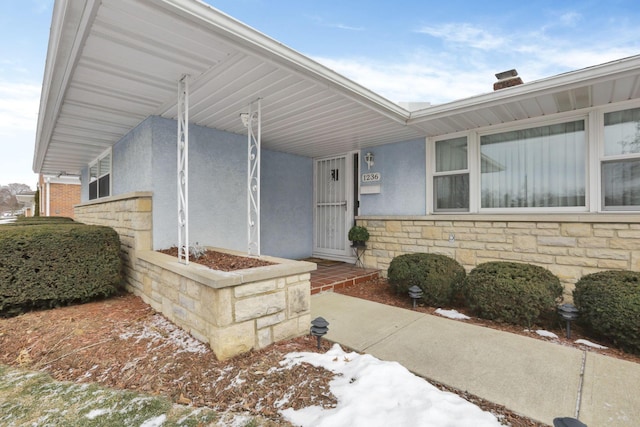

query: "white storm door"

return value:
[314, 155, 354, 260]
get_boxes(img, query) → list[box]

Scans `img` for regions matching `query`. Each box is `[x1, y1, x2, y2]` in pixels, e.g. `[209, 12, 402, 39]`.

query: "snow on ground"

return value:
[140, 414, 167, 427]
[279, 344, 502, 427]
[534, 330, 559, 339]
[575, 339, 608, 349]
[119, 314, 208, 354]
[435, 308, 471, 320]
[85, 408, 110, 419]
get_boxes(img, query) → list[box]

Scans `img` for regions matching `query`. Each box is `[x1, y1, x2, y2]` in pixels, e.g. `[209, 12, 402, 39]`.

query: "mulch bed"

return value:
[158, 247, 274, 271]
[0, 292, 547, 426]
[0, 293, 331, 426]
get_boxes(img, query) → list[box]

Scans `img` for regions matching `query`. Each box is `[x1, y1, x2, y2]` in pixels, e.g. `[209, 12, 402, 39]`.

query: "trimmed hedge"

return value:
[573, 270, 640, 355]
[387, 253, 466, 306]
[0, 223, 122, 316]
[10, 216, 76, 226]
[463, 261, 563, 327]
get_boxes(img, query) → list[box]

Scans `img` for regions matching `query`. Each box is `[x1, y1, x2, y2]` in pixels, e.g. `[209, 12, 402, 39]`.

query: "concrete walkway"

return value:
[311, 292, 640, 426]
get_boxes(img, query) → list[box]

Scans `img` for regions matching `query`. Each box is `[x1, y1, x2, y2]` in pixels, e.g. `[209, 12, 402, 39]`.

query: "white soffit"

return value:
[408, 57, 640, 135]
[34, 0, 640, 176]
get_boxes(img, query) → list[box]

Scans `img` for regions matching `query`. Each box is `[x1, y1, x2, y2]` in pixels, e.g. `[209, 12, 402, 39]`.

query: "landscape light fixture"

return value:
[552, 416, 587, 427]
[310, 316, 329, 349]
[557, 303, 579, 339]
[408, 285, 424, 309]
[364, 152, 375, 170]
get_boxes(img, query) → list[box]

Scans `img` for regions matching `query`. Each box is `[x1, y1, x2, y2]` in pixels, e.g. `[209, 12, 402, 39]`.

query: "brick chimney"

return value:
[493, 69, 523, 90]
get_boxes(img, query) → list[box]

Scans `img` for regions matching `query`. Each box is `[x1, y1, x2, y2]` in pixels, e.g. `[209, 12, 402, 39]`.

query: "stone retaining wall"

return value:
[75, 192, 153, 285]
[75, 193, 315, 360]
[358, 215, 640, 295]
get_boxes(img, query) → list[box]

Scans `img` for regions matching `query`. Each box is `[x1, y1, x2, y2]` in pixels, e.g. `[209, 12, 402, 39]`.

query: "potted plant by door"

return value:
[348, 225, 370, 247]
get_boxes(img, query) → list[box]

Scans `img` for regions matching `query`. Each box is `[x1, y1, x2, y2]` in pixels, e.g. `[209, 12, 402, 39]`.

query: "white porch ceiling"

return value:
[34, 0, 640, 176]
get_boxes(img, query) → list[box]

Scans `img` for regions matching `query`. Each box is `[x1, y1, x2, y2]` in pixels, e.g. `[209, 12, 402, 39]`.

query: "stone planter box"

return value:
[75, 193, 316, 360]
[133, 249, 315, 360]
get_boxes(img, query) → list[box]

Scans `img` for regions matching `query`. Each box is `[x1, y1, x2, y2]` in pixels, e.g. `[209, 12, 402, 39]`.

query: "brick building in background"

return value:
[38, 174, 81, 218]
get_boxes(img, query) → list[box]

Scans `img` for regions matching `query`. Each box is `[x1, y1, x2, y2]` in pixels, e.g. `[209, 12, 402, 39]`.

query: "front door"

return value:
[313, 154, 356, 261]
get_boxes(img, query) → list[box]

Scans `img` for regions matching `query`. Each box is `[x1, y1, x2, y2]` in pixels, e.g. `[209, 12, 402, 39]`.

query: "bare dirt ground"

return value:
[5, 250, 630, 426]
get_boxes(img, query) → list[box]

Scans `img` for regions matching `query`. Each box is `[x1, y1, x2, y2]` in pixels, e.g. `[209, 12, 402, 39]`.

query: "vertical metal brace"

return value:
[246, 99, 261, 256]
[177, 75, 189, 264]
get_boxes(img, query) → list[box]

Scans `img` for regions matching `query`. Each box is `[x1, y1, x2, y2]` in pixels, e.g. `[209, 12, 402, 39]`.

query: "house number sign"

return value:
[362, 172, 381, 182]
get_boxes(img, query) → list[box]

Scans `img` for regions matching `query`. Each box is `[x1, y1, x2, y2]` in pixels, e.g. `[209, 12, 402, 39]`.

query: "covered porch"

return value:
[306, 258, 380, 295]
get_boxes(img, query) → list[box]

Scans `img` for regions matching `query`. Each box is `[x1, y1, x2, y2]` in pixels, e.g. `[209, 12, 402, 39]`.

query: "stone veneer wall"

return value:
[75, 192, 315, 360]
[75, 192, 153, 282]
[358, 215, 640, 295]
[133, 250, 314, 360]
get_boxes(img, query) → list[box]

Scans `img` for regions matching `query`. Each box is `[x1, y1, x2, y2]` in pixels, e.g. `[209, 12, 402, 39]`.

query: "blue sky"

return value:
[1, 0, 639, 187]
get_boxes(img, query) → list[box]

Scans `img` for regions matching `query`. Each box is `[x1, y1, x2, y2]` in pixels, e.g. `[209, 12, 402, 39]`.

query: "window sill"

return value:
[357, 212, 640, 223]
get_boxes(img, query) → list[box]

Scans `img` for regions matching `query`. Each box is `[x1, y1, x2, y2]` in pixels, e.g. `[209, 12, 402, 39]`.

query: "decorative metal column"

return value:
[242, 99, 262, 256]
[177, 75, 189, 264]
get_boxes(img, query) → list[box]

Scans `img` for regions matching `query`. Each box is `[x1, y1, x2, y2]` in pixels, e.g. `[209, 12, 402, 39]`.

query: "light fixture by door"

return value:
[364, 152, 374, 170]
[239, 112, 257, 128]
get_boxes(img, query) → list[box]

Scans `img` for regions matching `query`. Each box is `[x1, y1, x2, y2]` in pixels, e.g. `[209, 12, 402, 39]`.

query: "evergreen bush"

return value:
[0, 223, 122, 316]
[11, 216, 75, 226]
[348, 225, 370, 245]
[463, 261, 563, 327]
[573, 270, 640, 355]
[387, 253, 466, 306]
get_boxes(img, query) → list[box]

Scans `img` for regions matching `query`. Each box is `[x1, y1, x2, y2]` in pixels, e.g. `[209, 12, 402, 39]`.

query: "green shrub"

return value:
[573, 270, 640, 355]
[387, 253, 466, 306]
[0, 223, 122, 316]
[10, 216, 75, 226]
[348, 225, 369, 243]
[463, 262, 563, 327]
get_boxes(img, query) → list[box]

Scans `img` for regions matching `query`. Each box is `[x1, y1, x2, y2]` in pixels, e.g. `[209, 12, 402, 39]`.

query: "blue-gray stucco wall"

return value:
[103, 116, 313, 259]
[261, 150, 313, 259]
[359, 138, 426, 216]
[113, 118, 153, 194]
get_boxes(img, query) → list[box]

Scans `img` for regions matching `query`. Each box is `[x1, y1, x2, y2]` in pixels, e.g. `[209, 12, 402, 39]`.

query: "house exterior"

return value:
[38, 174, 81, 218]
[34, 0, 640, 356]
[14, 191, 36, 217]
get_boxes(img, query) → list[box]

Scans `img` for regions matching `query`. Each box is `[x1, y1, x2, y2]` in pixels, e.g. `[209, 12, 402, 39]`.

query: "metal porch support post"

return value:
[177, 75, 189, 264]
[246, 99, 261, 256]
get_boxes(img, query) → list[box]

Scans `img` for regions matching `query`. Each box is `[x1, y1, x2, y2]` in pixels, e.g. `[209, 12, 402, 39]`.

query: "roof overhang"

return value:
[34, 0, 640, 176]
[408, 56, 640, 135]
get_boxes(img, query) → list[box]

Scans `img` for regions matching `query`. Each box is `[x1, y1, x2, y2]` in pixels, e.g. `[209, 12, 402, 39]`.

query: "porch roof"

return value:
[34, 0, 640, 176]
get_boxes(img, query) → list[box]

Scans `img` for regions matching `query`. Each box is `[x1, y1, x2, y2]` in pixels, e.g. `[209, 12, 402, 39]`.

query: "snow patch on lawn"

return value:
[435, 308, 471, 320]
[575, 339, 608, 349]
[140, 414, 166, 427]
[85, 408, 110, 419]
[279, 344, 502, 427]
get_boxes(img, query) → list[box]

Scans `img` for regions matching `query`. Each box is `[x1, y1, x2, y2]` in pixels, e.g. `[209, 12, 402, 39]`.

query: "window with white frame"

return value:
[602, 107, 640, 210]
[89, 151, 111, 200]
[433, 136, 469, 211]
[480, 120, 586, 209]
